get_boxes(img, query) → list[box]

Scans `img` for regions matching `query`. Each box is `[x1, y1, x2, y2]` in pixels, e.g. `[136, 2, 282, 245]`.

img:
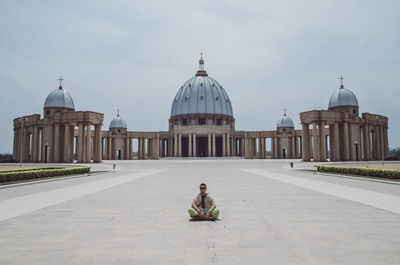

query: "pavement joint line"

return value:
[0, 170, 115, 189]
[242, 168, 400, 215]
[0, 169, 164, 222]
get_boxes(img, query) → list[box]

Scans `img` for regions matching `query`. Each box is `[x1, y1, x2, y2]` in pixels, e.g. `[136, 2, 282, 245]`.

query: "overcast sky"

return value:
[1, 0, 399, 153]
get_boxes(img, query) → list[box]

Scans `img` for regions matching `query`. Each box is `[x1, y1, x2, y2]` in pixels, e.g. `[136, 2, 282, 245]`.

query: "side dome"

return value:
[44, 85, 75, 110]
[109, 113, 127, 129]
[170, 57, 233, 117]
[328, 81, 359, 109]
[277, 111, 294, 128]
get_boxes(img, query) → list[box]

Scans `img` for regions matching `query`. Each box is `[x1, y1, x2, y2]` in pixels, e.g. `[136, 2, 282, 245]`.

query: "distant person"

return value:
[188, 183, 219, 221]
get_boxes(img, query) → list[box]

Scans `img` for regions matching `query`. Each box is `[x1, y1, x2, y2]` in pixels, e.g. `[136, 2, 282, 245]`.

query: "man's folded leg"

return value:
[188, 208, 198, 217]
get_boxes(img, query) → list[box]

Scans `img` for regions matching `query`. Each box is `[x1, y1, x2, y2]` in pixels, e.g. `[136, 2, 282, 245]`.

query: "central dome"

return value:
[170, 57, 233, 117]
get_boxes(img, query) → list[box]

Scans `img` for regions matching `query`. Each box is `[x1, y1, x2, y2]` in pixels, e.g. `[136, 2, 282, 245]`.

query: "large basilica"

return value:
[13, 57, 389, 162]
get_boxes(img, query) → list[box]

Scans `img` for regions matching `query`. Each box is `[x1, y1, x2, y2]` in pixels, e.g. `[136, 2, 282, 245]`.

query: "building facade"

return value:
[13, 58, 389, 162]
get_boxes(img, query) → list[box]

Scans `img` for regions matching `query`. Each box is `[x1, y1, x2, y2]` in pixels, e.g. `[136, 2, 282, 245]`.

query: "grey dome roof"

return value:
[109, 114, 127, 129]
[277, 113, 294, 128]
[170, 58, 233, 117]
[328, 85, 359, 109]
[44, 86, 75, 110]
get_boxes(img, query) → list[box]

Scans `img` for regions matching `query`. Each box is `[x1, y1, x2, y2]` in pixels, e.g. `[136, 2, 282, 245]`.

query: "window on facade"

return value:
[182, 119, 188, 126]
[46, 111, 50, 115]
[283, 128, 286, 132]
[216, 119, 222, 125]
[118, 129, 121, 132]
[199, 118, 206, 125]
[353, 109, 356, 114]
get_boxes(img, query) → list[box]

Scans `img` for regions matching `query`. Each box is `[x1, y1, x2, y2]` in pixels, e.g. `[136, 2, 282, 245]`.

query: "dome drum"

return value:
[169, 113, 235, 131]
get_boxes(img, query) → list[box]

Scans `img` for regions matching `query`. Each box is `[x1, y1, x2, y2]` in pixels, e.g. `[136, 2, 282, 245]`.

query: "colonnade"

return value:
[158, 133, 243, 157]
[301, 121, 389, 161]
[244, 135, 302, 159]
[102, 136, 159, 160]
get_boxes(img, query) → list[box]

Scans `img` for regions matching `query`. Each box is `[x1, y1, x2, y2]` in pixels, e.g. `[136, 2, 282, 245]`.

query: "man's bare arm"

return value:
[206, 200, 216, 216]
[192, 199, 203, 215]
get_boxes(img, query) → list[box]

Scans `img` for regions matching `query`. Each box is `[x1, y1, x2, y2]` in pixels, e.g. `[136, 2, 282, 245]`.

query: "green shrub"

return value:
[317, 165, 400, 179]
[0, 167, 63, 173]
[0, 167, 90, 183]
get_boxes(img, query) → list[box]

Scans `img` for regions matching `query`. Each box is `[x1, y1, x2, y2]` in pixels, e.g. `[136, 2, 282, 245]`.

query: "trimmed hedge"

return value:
[0, 167, 90, 183]
[0, 167, 63, 173]
[317, 165, 400, 179]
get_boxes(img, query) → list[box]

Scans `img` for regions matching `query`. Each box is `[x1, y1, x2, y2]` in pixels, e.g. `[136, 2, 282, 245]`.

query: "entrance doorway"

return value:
[117, 149, 121, 160]
[182, 137, 189, 157]
[197, 137, 208, 157]
[282, 148, 287, 159]
[216, 136, 223, 157]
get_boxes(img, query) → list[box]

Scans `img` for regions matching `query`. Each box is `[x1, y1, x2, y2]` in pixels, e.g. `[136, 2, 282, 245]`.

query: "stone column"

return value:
[222, 134, 226, 157]
[312, 123, 318, 161]
[178, 134, 182, 157]
[274, 136, 279, 158]
[320, 122, 326, 161]
[94, 125, 102, 162]
[107, 136, 112, 159]
[299, 136, 303, 158]
[271, 137, 275, 159]
[208, 134, 211, 157]
[291, 136, 296, 159]
[244, 137, 251, 159]
[226, 134, 230, 157]
[334, 122, 340, 161]
[63, 124, 70, 162]
[188, 134, 192, 157]
[174, 134, 177, 157]
[384, 127, 389, 158]
[152, 137, 159, 159]
[193, 134, 197, 157]
[13, 128, 19, 161]
[129, 138, 133, 159]
[302, 123, 311, 161]
[212, 134, 216, 157]
[53, 124, 60, 162]
[343, 122, 350, 161]
[85, 123, 92, 162]
[77, 123, 84, 162]
[363, 125, 370, 160]
[32, 126, 39, 162]
[380, 125, 384, 160]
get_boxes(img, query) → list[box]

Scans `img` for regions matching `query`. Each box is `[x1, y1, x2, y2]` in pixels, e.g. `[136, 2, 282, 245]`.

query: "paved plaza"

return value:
[1, 159, 400, 265]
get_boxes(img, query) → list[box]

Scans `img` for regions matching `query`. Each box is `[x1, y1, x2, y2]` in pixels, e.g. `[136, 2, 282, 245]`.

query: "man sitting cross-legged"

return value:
[188, 183, 220, 221]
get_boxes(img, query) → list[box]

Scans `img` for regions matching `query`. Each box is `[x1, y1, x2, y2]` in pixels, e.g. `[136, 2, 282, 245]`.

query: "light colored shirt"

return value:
[194, 193, 214, 211]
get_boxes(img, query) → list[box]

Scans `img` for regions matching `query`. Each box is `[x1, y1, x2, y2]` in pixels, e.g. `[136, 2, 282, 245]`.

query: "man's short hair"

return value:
[199, 183, 207, 189]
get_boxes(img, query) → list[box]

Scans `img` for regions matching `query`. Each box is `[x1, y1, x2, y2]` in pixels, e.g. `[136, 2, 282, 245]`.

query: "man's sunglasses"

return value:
[200, 187, 206, 190]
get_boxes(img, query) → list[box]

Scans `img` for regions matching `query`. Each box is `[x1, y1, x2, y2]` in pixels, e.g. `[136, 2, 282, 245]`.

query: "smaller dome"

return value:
[109, 113, 127, 129]
[277, 112, 294, 128]
[328, 81, 359, 109]
[44, 86, 75, 110]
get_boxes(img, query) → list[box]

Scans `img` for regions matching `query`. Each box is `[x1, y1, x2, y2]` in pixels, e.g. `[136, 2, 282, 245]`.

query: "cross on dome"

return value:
[58, 76, 64, 90]
[338, 75, 344, 88]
